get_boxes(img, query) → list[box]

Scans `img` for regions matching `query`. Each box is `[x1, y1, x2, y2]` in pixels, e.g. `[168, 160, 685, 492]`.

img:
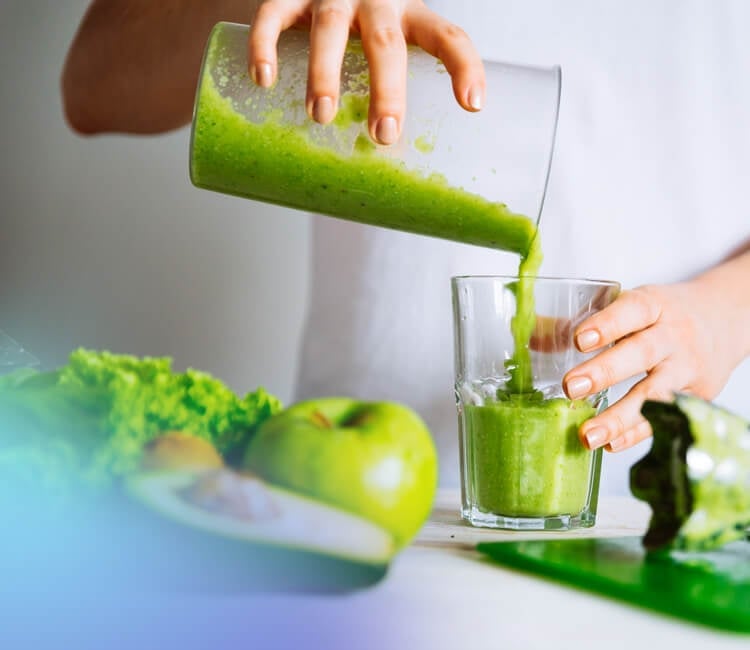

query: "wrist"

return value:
[691, 250, 750, 364]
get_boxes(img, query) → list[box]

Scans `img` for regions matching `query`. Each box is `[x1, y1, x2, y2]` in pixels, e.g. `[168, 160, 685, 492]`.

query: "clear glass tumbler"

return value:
[452, 276, 621, 530]
[190, 22, 560, 255]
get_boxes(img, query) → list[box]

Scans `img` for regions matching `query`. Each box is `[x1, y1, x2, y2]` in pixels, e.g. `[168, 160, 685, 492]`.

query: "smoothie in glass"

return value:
[464, 397, 597, 517]
[453, 277, 619, 529]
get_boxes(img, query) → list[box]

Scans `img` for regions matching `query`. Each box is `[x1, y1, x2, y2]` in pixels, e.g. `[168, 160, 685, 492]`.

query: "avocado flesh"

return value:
[631, 394, 750, 551]
[105, 468, 393, 593]
[127, 469, 395, 566]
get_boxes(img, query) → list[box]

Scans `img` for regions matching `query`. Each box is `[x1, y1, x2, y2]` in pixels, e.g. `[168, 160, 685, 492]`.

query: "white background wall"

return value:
[1, 0, 748, 421]
[0, 0, 310, 402]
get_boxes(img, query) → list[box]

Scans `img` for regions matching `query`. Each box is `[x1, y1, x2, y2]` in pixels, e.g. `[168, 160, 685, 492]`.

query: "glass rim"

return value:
[451, 275, 620, 288]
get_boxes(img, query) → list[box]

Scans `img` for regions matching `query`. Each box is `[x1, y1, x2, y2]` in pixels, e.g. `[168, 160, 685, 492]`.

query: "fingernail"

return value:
[608, 437, 625, 452]
[375, 116, 399, 145]
[576, 329, 600, 351]
[468, 85, 484, 111]
[312, 96, 335, 124]
[253, 62, 273, 87]
[566, 375, 593, 399]
[584, 426, 608, 450]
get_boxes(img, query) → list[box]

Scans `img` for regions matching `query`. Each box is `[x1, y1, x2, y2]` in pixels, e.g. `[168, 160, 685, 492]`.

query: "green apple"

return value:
[242, 397, 438, 548]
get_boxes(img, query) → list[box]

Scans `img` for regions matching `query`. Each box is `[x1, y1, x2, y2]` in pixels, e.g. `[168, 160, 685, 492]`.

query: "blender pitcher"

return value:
[189, 22, 560, 257]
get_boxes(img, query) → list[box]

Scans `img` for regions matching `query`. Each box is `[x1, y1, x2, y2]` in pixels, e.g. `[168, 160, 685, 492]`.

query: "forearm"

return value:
[692, 244, 750, 363]
[725, 236, 750, 261]
[62, 0, 256, 135]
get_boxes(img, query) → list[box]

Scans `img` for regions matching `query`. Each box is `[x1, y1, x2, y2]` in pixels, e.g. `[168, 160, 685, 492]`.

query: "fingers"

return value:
[249, 1, 484, 141]
[563, 324, 674, 399]
[529, 315, 573, 353]
[590, 284, 621, 313]
[358, 1, 408, 144]
[607, 419, 653, 453]
[529, 284, 620, 353]
[307, 0, 355, 123]
[579, 370, 675, 451]
[574, 287, 663, 353]
[404, 4, 485, 111]
[248, 0, 309, 87]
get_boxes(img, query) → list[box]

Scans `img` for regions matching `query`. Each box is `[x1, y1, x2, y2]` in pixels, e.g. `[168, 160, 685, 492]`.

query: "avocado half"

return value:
[116, 469, 394, 593]
[5, 468, 393, 597]
[631, 394, 750, 551]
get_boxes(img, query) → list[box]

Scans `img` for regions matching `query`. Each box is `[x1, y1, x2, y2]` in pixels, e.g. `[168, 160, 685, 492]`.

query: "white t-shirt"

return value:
[294, 0, 750, 494]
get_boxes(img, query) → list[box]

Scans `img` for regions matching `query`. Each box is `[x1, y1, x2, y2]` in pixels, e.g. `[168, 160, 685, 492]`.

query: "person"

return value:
[62, 0, 750, 492]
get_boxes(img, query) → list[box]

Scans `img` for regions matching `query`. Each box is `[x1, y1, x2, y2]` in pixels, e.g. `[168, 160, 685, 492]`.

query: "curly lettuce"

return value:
[0, 349, 282, 493]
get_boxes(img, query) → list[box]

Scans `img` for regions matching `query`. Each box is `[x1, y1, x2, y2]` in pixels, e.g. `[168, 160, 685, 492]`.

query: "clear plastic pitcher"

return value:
[190, 22, 560, 257]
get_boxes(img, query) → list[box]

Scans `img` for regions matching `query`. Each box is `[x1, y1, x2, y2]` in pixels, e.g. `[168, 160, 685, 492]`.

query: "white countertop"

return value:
[171, 491, 749, 649]
[6, 490, 747, 650]
[416, 488, 651, 549]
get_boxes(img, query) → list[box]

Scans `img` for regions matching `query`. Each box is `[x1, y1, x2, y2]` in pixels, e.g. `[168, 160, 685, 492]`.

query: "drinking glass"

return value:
[452, 276, 621, 530]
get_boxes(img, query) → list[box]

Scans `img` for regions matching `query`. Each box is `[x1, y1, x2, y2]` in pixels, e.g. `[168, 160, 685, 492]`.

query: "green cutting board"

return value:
[477, 536, 750, 633]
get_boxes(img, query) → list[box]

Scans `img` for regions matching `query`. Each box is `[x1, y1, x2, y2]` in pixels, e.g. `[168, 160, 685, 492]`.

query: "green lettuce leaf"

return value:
[0, 348, 282, 494]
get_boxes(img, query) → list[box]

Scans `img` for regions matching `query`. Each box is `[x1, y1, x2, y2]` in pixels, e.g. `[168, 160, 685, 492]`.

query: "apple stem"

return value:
[343, 410, 372, 428]
[310, 410, 333, 429]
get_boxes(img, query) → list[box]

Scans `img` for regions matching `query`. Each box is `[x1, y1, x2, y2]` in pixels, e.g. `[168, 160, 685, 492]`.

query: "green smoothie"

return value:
[506, 241, 542, 394]
[190, 24, 597, 523]
[190, 24, 537, 255]
[465, 397, 597, 517]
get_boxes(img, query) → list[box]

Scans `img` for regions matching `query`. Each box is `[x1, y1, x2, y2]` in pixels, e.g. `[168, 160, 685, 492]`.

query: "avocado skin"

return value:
[3, 489, 388, 598]
[630, 400, 693, 550]
[632, 394, 750, 552]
